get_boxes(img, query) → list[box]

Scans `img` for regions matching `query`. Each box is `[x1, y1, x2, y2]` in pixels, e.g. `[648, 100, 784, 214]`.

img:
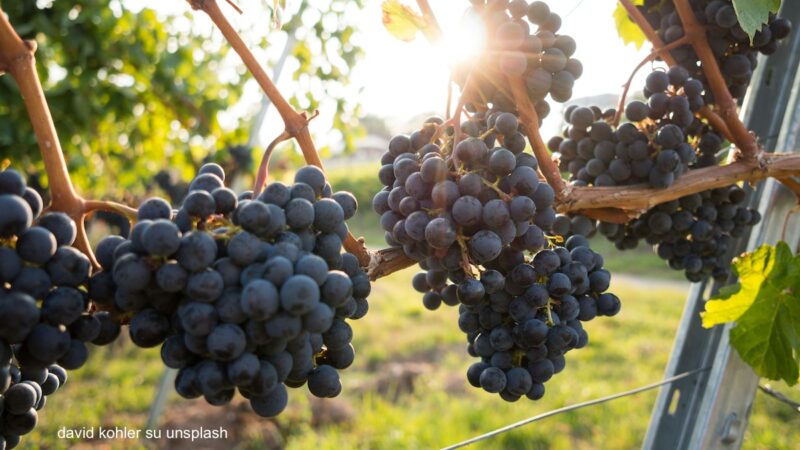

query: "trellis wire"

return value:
[441, 367, 710, 450]
[758, 385, 800, 413]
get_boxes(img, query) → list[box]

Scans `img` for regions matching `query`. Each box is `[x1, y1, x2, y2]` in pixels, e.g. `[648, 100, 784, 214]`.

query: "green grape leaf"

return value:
[381, 0, 427, 42]
[702, 242, 800, 385]
[732, 0, 782, 41]
[613, 0, 647, 49]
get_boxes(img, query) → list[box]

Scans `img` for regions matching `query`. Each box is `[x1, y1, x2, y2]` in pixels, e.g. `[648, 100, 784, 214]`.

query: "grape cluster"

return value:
[626, 66, 706, 126]
[0, 363, 70, 450]
[640, 0, 793, 98]
[374, 115, 621, 401]
[550, 94, 698, 189]
[599, 185, 760, 282]
[90, 163, 370, 418]
[459, 233, 619, 401]
[1, 169, 120, 448]
[375, 113, 555, 264]
[454, 1, 583, 119]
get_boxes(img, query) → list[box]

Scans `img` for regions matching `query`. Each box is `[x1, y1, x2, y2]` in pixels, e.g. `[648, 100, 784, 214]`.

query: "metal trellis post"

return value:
[644, 2, 800, 448]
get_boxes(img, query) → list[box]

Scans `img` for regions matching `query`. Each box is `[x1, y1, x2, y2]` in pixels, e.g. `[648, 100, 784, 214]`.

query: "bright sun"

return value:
[437, 9, 487, 67]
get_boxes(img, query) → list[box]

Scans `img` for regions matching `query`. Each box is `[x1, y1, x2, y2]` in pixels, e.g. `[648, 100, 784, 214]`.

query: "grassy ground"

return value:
[20, 269, 799, 449]
[18, 161, 798, 449]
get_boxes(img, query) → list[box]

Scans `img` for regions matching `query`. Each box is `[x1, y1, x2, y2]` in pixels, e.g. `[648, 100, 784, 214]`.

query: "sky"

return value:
[129, 0, 659, 150]
[352, 0, 653, 138]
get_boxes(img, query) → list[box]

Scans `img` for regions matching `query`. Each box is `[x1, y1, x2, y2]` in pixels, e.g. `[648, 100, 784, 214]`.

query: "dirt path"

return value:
[612, 273, 690, 292]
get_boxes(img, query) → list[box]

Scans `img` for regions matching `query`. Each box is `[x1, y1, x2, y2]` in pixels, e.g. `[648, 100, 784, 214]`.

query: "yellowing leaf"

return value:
[382, 0, 427, 42]
[613, 0, 647, 49]
[702, 242, 800, 385]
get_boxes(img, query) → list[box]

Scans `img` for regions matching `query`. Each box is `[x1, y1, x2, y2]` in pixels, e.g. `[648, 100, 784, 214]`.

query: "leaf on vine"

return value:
[702, 242, 800, 385]
[732, 0, 781, 41]
[382, 0, 427, 42]
[613, 0, 647, 49]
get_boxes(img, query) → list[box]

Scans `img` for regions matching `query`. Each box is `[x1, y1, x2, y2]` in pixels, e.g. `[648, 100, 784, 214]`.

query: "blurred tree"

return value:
[361, 114, 392, 139]
[0, 0, 245, 198]
[279, 0, 366, 158]
[0, 0, 365, 199]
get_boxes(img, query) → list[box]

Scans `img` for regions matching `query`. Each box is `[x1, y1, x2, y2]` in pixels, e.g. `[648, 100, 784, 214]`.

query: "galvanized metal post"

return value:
[643, 3, 800, 449]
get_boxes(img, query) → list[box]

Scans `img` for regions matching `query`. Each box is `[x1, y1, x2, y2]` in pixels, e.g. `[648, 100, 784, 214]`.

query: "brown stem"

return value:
[619, 0, 676, 65]
[429, 118, 456, 145]
[253, 130, 291, 197]
[672, 0, 758, 159]
[481, 178, 512, 201]
[699, 105, 734, 143]
[0, 7, 103, 268]
[367, 247, 415, 281]
[73, 218, 98, 268]
[574, 207, 636, 224]
[415, 0, 443, 42]
[617, 1, 732, 142]
[780, 206, 800, 242]
[189, 0, 297, 126]
[189, 0, 324, 172]
[0, 16, 78, 211]
[222, 0, 243, 14]
[452, 71, 476, 151]
[507, 76, 567, 198]
[778, 177, 800, 201]
[84, 200, 139, 221]
[189, 0, 370, 265]
[562, 152, 800, 212]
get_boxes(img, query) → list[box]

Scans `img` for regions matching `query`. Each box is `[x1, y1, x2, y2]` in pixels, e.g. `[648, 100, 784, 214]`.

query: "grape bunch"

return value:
[90, 163, 370, 418]
[458, 233, 619, 401]
[598, 185, 760, 282]
[375, 112, 556, 264]
[549, 95, 698, 189]
[640, 0, 792, 98]
[0, 168, 120, 449]
[454, 1, 583, 119]
[0, 362, 71, 450]
[625, 66, 706, 127]
[375, 115, 621, 401]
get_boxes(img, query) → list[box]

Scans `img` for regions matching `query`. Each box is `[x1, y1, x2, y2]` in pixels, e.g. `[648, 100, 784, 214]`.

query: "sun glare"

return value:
[438, 9, 487, 66]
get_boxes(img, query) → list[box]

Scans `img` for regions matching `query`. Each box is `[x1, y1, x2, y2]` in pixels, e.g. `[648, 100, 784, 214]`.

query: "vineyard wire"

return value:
[442, 366, 711, 450]
[758, 384, 800, 413]
[563, 0, 587, 19]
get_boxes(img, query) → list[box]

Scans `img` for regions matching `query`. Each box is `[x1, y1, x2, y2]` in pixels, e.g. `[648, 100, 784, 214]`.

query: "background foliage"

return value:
[0, 0, 365, 199]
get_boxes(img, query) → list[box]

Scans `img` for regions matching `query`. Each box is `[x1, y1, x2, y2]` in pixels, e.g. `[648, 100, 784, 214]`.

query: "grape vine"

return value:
[372, 112, 621, 401]
[0, 0, 799, 446]
[88, 163, 371, 417]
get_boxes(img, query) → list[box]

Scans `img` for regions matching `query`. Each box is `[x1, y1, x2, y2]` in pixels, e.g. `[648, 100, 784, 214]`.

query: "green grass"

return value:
[20, 269, 799, 449]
